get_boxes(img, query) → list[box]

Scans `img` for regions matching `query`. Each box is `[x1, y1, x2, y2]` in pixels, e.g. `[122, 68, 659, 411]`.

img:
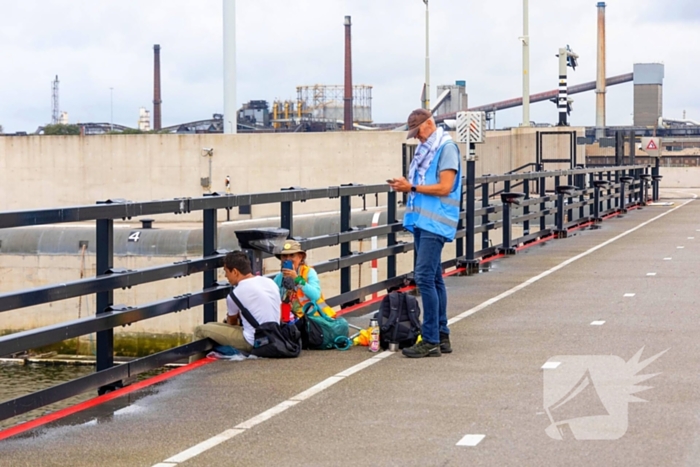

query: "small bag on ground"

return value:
[230, 290, 301, 358]
[374, 292, 422, 350]
[295, 303, 349, 350]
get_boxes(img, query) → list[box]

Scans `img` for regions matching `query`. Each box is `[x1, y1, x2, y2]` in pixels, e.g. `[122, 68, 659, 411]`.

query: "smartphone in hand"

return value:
[282, 260, 293, 270]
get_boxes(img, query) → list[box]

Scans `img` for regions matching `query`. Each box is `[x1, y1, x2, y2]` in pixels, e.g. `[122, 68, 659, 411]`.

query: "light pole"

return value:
[423, 0, 430, 110]
[522, 0, 530, 127]
[109, 87, 114, 132]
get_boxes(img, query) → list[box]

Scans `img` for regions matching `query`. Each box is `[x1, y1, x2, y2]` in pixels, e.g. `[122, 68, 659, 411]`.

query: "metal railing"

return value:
[0, 164, 654, 423]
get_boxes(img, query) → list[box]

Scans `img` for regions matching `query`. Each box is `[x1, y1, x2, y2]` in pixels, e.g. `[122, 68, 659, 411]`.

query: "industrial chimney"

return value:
[595, 2, 606, 140]
[153, 44, 162, 131]
[344, 16, 353, 131]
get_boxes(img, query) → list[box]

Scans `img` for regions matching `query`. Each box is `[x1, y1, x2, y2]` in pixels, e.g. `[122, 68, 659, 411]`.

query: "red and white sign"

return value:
[641, 137, 662, 158]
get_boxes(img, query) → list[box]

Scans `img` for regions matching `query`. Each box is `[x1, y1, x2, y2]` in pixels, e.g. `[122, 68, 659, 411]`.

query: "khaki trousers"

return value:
[190, 322, 254, 362]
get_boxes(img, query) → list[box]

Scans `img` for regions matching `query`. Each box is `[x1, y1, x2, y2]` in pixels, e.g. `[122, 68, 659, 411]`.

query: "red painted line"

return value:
[0, 357, 215, 442]
[480, 253, 505, 264]
[516, 234, 555, 251]
[569, 221, 594, 232]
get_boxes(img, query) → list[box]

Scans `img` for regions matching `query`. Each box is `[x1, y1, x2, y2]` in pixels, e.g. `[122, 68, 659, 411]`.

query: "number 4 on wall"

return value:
[128, 231, 141, 242]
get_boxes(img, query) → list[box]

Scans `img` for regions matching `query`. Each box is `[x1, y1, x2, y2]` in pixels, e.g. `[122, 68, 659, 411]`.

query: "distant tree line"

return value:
[41, 124, 168, 135]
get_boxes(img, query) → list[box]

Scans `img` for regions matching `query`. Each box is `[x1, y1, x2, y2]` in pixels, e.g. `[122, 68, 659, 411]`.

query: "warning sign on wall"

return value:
[641, 137, 661, 158]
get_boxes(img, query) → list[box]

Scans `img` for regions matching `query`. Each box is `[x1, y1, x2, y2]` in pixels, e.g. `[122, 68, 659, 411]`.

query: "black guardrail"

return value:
[0, 164, 654, 424]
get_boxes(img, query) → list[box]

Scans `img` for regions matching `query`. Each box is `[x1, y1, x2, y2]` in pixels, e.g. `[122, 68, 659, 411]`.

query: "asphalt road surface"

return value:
[2, 190, 699, 467]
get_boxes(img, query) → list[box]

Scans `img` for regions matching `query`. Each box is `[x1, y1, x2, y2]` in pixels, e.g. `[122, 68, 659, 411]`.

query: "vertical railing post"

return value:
[566, 174, 573, 222]
[652, 158, 660, 201]
[456, 180, 465, 259]
[340, 187, 352, 294]
[96, 202, 117, 395]
[502, 199, 512, 252]
[607, 170, 613, 211]
[465, 157, 477, 271]
[539, 170, 546, 233]
[203, 194, 218, 324]
[387, 190, 397, 279]
[577, 173, 585, 220]
[619, 177, 628, 214]
[556, 191, 566, 235]
[481, 182, 490, 251]
[280, 188, 294, 237]
[523, 179, 530, 236]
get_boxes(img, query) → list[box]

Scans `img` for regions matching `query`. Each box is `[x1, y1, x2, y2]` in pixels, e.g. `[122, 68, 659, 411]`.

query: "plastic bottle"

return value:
[369, 318, 380, 352]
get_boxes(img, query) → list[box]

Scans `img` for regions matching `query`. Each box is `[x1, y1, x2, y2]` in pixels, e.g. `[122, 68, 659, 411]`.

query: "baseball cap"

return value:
[406, 108, 432, 140]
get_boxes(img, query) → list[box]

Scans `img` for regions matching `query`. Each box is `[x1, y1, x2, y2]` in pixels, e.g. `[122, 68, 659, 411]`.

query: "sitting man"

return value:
[191, 251, 280, 359]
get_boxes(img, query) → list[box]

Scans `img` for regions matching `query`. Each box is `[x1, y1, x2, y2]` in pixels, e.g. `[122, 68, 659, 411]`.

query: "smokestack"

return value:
[344, 15, 353, 131]
[153, 44, 162, 131]
[223, 0, 237, 134]
[595, 2, 606, 140]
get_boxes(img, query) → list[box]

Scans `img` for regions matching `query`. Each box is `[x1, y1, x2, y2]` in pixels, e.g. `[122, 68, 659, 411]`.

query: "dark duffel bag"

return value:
[230, 290, 301, 358]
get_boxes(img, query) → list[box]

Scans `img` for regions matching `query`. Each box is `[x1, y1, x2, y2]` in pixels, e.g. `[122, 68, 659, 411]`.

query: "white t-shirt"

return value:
[227, 276, 281, 346]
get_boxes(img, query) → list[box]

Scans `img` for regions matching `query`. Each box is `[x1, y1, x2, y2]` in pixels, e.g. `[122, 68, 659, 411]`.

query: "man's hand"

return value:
[389, 177, 412, 193]
[227, 314, 240, 326]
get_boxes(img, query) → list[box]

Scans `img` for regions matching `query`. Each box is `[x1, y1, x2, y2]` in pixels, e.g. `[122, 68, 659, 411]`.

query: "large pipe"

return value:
[522, 0, 530, 127]
[223, 0, 237, 134]
[435, 73, 633, 122]
[344, 16, 353, 131]
[595, 2, 607, 140]
[153, 45, 162, 131]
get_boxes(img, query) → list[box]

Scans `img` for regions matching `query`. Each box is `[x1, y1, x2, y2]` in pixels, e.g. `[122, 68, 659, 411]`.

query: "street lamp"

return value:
[422, 0, 430, 110]
[109, 87, 114, 132]
[521, 0, 530, 127]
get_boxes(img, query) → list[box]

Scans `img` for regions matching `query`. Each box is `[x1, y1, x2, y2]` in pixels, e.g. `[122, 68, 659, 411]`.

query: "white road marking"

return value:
[234, 400, 299, 430]
[153, 196, 696, 467]
[456, 434, 486, 447]
[689, 237, 695, 240]
[152, 464, 177, 467]
[542, 362, 561, 369]
[289, 377, 344, 402]
[647, 273, 657, 276]
[624, 293, 636, 297]
[664, 257, 672, 261]
[678, 246, 685, 249]
[591, 321, 606, 326]
[164, 429, 245, 464]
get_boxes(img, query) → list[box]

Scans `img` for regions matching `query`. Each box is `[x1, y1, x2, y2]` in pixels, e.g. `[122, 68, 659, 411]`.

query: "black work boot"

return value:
[439, 332, 453, 354]
[402, 340, 441, 358]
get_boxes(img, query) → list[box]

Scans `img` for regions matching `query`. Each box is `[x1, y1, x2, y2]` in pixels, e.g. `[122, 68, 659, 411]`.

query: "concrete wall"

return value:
[658, 168, 700, 188]
[475, 126, 586, 176]
[0, 128, 585, 223]
[0, 132, 406, 222]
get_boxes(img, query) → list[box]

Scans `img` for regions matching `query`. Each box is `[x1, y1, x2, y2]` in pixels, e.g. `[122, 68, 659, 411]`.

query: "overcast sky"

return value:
[0, 0, 698, 133]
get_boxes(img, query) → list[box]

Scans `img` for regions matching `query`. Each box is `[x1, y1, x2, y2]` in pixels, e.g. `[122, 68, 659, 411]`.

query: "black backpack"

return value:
[374, 292, 422, 350]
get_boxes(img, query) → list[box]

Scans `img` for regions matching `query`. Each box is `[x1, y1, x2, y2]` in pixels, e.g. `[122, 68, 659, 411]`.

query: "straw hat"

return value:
[276, 240, 306, 257]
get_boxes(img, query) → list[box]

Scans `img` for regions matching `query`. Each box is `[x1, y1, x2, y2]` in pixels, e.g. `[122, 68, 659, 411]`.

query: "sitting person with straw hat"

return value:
[273, 240, 336, 320]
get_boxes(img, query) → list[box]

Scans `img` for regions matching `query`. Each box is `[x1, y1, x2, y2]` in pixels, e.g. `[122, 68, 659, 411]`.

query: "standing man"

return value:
[389, 109, 462, 358]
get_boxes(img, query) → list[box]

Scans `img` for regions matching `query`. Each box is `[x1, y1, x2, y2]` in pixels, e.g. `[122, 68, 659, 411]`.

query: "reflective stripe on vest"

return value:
[405, 205, 459, 229]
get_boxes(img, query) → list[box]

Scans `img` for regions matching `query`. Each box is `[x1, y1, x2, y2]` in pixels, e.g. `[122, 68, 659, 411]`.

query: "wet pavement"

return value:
[2, 190, 700, 467]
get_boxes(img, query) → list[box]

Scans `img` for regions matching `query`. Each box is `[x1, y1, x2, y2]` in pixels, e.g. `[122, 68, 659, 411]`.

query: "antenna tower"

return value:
[51, 75, 60, 124]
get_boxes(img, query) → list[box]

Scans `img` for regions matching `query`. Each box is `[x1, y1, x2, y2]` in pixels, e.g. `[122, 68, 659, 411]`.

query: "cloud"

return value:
[0, 0, 697, 132]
